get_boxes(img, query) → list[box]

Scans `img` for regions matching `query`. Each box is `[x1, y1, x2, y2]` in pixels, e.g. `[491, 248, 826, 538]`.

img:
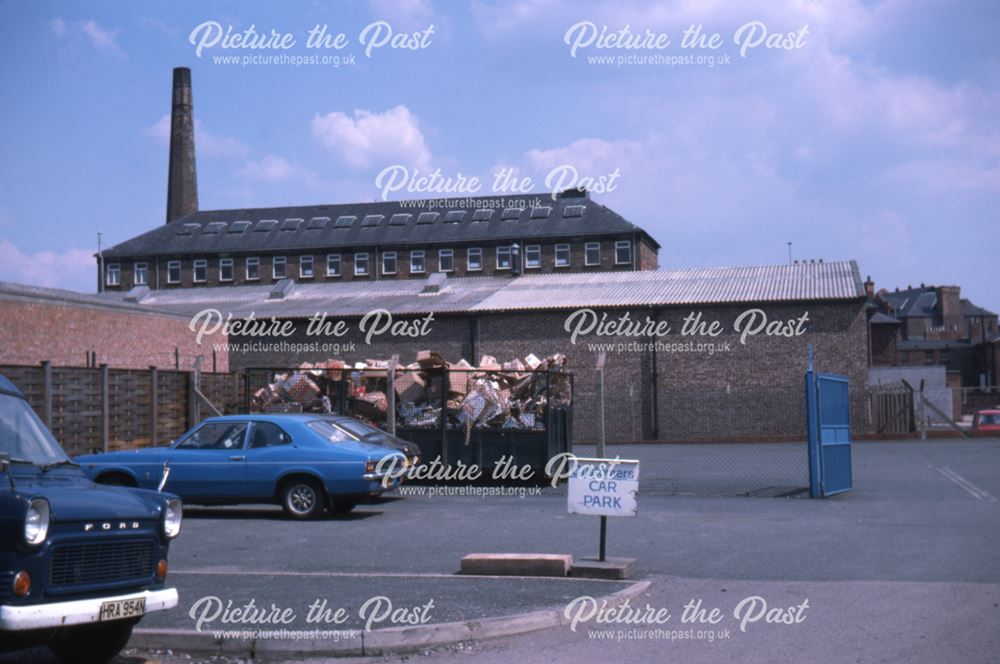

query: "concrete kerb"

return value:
[130, 579, 652, 657]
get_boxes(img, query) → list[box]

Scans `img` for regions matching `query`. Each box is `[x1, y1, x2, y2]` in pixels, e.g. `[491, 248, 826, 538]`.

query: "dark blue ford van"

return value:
[0, 374, 181, 663]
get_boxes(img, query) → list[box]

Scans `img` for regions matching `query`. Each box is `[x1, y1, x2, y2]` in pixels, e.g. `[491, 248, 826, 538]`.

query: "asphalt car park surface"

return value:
[3, 438, 998, 663]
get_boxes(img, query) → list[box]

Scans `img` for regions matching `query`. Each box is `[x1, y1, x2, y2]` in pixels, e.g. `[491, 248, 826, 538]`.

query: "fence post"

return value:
[188, 356, 202, 426]
[41, 360, 53, 429]
[100, 364, 109, 453]
[439, 368, 449, 467]
[387, 354, 399, 435]
[595, 353, 607, 458]
[150, 366, 158, 447]
[805, 346, 821, 498]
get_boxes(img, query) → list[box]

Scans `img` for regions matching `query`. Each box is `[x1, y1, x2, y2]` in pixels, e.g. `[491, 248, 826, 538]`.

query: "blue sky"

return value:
[0, 0, 997, 310]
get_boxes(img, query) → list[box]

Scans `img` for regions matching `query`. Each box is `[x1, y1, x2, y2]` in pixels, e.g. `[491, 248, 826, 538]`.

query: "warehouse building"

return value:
[96, 261, 869, 443]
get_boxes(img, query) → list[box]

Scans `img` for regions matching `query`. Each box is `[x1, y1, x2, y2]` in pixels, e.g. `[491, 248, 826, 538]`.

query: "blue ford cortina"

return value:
[0, 374, 181, 663]
[75, 414, 408, 519]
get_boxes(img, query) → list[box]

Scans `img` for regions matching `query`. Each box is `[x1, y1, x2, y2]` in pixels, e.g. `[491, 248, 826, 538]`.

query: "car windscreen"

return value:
[174, 421, 249, 450]
[0, 393, 70, 465]
[308, 421, 358, 444]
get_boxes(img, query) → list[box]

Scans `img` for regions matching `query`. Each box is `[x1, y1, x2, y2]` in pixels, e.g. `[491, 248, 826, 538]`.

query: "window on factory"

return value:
[382, 251, 397, 275]
[923, 350, 935, 365]
[106, 263, 121, 287]
[355, 252, 369, 276]
[555, 244, 570, 267]
[272, 256, 287, 280]
[410, 250, 426, 274]
[615, 240, 633, 265]
[939, 349, 950, 365]
[299, 255, 314, 279]
[585, 242, 601, 266]
[524, 245, 541, 269]
[134, 262, 148, 286]
[245, 257, 260, 281]
[193, 259, 208, 283]
[438, 249, 454, 272]
[167, 260, 181, 284]
[467, 247, 483, 271]
[496, 246, 512, 270]
[219, 258, 234, 282]
[326, 254, 341, 277]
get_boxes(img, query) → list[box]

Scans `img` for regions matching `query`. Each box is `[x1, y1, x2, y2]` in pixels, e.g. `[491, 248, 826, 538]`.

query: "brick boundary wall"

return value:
[222, 300, 870, 444]
[0, 295, 228, 371]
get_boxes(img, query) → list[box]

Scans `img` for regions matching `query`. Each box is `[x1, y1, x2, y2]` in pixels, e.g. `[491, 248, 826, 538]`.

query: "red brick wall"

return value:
[225, 300, 868, 443]
[0, 297, 227, 371]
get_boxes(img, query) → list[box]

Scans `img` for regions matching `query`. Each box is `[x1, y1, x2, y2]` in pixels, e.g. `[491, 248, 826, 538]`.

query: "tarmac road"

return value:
[3, 439, 998, 663]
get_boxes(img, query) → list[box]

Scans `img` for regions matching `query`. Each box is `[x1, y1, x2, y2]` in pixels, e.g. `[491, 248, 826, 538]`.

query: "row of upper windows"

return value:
[104, 241, 634, 286]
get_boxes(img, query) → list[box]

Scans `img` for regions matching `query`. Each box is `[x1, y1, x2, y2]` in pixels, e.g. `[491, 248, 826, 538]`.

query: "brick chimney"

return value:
[937, 285, 962, 333]
[166, 67, 198, 223]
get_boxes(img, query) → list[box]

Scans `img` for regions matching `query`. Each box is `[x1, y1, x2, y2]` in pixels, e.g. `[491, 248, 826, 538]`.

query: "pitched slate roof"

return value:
[101, 192, 657, 259]
[880, 285, 997, 319]
[882, 287, 938, 318]
[869, 312, 902, 325]
[92, 260, 864, 319]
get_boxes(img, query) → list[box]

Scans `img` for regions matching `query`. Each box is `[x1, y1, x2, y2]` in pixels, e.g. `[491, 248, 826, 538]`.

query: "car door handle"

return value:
[229, 455, 246, 461]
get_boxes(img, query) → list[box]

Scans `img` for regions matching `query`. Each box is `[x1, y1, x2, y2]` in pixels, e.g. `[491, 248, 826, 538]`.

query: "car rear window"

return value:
[335, 419, 380, 438]
[308, 421, 356, 444]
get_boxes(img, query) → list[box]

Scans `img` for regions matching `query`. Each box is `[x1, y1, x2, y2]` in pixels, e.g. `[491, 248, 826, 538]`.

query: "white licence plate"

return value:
[99, 597, 146, 622]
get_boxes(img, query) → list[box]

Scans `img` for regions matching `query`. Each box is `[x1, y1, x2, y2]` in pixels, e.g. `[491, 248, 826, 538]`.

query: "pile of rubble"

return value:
[251, 352, 571, 430]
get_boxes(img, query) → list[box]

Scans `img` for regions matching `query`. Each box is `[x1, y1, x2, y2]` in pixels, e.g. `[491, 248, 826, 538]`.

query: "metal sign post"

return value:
[595, 352, 607, 560]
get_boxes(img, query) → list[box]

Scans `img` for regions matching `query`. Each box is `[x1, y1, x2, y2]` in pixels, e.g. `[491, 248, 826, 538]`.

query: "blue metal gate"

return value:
[805, 348, 853, 497]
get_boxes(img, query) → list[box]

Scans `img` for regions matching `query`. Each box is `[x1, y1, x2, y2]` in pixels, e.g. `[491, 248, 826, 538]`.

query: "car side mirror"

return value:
[158, 462, 171, 492]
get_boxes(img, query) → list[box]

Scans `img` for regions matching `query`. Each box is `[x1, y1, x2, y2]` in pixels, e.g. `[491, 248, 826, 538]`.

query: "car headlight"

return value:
[162, 498, 182, 539]
[24, 498, 50, 546]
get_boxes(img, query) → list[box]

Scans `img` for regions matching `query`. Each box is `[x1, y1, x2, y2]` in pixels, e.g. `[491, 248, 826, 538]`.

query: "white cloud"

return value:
[526, 137, 642, 175]
[49, 17, 67, 38]
[238, 155, 296, 183]
[80, 19, 120, 52]
[310, 105, 432, 171]
[50, 17, 123, 56]
[146, 115, 250, 159]
[369, 0, 434, 28]
[0, 240, 94, 290]
[138, 17, 179, 39]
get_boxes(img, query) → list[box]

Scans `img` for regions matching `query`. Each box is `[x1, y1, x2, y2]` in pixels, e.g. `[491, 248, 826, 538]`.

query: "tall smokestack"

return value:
[166, 67, 198, 223]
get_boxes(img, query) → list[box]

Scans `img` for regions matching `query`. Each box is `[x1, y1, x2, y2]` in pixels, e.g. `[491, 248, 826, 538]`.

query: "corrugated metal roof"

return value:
[0, 281, 190, 319]
[90, 260, 863, 318]
[472, 261, 863, 312]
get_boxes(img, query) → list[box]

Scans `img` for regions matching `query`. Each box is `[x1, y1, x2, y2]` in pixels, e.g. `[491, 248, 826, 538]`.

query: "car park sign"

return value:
[567, 457, 640, 517]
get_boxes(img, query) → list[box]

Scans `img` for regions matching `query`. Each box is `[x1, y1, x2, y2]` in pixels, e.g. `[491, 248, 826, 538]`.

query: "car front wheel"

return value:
[280, 478, 326, 519]
[48, 619, 134, 663]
